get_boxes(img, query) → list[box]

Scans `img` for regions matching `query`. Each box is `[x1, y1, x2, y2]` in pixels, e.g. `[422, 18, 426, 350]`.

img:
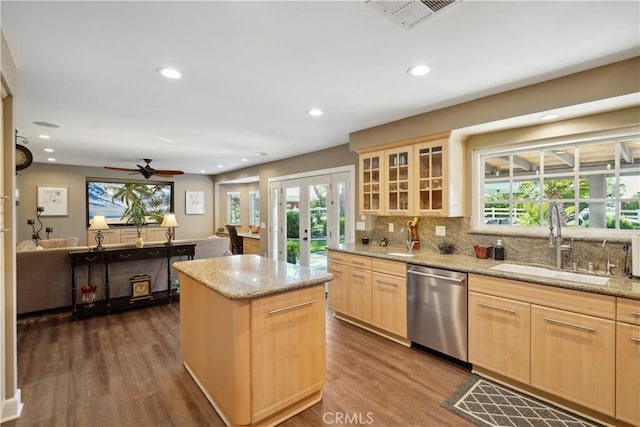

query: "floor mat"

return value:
[442, 375, 603, 427]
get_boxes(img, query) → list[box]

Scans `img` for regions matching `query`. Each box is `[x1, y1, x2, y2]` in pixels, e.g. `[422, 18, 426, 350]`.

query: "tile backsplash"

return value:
[356, 216, 635, 277]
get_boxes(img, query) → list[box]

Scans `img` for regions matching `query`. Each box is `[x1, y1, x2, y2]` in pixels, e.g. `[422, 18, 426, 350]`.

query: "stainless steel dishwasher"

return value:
[407, 264, 468, 362]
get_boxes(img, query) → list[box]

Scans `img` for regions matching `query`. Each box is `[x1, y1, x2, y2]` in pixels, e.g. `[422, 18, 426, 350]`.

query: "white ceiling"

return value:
[2, 1, 639, 176]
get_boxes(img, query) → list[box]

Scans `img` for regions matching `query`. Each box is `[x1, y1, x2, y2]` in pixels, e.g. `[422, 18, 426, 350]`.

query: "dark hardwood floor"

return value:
[6, 302, 472, 426]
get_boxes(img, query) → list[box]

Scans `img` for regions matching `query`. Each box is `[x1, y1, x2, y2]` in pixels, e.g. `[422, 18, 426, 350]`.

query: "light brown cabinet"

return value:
[371, 259, 407, 338]
[468, 292, 530, 384]
[468, 273, 620, 422]
[616, 298, 640, 425]
[357, 132, 463, 217]
[531, 305, 615, 416]
[327, 250, 408, 344]
[250, 285, 326, 421]
[87, 226, 171, 245]
[359, 151, 383, 214]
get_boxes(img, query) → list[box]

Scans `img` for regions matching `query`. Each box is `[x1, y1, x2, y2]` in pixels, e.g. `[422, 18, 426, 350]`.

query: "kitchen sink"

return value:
[387, 252, 415, 257]
[489, 263, 609, 286]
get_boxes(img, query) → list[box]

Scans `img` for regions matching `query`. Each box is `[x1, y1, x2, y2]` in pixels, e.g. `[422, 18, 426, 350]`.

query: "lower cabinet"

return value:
[468, 292, 530, 384]
[327, 250, 407, 342]
[531, 305, 615, 417]
[616, 297, 640, 426]
[468, 273, 621, 423]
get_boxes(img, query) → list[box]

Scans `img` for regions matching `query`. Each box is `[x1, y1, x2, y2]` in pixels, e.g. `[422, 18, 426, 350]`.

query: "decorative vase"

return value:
[81, 284, 97, 308]
[136, 237, 144, 248]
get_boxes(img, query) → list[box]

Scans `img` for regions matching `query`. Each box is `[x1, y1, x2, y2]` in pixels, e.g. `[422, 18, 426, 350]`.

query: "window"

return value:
[227, 192, 241, 225]
[249, 191, 260, 226]
[474, 130, 640, 236]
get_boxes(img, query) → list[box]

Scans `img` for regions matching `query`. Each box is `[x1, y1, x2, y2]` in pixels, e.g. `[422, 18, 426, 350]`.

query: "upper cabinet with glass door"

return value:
[359, 151, 384, 214]
[414, 136, 464, 217]
[384, 147, 413, 215]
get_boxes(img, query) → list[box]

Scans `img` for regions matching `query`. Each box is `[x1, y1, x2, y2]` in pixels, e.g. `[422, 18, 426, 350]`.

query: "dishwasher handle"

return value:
[407, 269, 465, 283]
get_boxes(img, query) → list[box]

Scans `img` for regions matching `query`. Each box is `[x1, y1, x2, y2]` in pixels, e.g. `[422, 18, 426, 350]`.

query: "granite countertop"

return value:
[173, 254, 332, 300]
[327, 243, 640, 300]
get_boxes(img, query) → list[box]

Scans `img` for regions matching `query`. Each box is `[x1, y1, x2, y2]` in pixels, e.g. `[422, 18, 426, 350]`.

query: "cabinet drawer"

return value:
[171, 245, 195, 257]
[469, 273, 615, 320]
[372, 258, 406, 277]
[617, 297, 640, 325]
[327, 251, 372, 269]
[70, 251, 107, 266]
[142, 247, 167, 259]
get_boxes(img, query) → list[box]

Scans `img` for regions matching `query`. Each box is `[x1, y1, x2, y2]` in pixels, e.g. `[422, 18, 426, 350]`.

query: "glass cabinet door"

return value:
[415, 142, 445, 213]
[385, 147, 412, 214]
[360, 151, 383, 214]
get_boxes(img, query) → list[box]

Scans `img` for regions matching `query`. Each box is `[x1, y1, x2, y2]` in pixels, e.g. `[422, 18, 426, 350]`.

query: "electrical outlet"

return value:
[388, 223, 394, 232]
[435, 225, 446, 236]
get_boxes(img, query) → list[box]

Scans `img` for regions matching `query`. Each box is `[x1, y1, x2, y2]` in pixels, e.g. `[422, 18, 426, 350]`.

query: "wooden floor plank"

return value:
[7, 302, 472, 426]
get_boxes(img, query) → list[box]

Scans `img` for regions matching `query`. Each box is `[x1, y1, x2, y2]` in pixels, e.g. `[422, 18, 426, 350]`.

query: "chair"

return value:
[226, 225, 243, 255]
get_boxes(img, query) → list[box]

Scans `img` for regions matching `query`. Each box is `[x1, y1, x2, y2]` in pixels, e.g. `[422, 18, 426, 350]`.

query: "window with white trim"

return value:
[249, 191, 260, 226]
[474, 131, 640, 235]
[226, 192, 241, 225]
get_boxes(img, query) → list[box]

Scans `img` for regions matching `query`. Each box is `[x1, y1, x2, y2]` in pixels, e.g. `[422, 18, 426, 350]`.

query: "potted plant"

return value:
[112, 184, 149, 248]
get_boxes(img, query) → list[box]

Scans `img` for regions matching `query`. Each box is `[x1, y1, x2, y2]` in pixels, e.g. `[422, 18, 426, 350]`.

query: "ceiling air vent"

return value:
[367, 0, 460, 30]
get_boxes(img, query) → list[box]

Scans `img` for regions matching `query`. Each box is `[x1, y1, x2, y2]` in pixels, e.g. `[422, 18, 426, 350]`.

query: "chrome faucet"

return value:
[400, 226, 416, 252]
[602, 240, 618, 275]
[548, 201, 572, 270]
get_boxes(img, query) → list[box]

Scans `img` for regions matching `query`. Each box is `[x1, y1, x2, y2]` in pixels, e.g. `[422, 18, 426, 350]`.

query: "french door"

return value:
[269, 170, 353, 270]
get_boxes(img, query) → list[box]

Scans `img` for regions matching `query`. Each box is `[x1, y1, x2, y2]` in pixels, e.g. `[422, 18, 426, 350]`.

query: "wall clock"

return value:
[16, 144, 33, 171]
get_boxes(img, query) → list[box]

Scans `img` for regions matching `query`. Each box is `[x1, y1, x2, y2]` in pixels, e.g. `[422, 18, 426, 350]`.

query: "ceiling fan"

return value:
[104, 159, 185, 179]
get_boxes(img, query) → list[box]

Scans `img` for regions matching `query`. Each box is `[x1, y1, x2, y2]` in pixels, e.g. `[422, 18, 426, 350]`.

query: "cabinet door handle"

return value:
[0, 228, 10, 233]
[631, 337, 640, 343]
[352, 273, 366, 279]
[544, 317, 595, 332]
[630, 311, 640, 317]
[376, 279, 397, 287]
[268, 300, 316, 316]
[477, 303, 515, 314]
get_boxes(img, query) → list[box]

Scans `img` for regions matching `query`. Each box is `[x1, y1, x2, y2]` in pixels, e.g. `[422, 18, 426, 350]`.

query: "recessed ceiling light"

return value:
[218, 164, 224, 168]
[241, 158, 248, 162]
[307, 108, 323, 116]
[255, 152, 267, 157]
[47, 158, 56, 162]
[157, 68, 182, 79]
[33, 121, 60, 128]
[44, 148, 54, 152]
[407, 65, 431, 77]
[200, 169, 206, 174]
[540, 114, 559, 120]
[38, 134, 50, 139]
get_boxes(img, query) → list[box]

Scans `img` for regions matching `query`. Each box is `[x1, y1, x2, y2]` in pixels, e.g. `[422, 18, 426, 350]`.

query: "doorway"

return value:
[269, 168, 354, 270]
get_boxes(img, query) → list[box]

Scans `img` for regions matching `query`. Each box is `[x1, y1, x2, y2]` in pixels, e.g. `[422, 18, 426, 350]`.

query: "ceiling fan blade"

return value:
[104, 166, 140, 172]
[155, 169, 184, 175]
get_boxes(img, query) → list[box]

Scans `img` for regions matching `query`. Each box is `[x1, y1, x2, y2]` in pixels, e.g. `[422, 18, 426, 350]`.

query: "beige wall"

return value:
[349, 57, 640, 152]
[213, 143, 359, 254]
[16, 163, 216, 245]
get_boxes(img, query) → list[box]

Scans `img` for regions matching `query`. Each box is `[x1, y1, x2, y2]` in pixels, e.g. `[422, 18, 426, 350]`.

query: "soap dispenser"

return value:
[494, 239, 505, 261]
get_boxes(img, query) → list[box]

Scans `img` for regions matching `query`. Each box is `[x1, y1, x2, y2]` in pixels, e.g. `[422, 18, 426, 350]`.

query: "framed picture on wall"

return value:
[37, 185, 69, 216]
[185, 191, 205, 215]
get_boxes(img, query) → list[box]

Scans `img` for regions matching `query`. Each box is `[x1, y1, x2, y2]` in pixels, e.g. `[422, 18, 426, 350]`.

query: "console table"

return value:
[70, 243, 196, 320]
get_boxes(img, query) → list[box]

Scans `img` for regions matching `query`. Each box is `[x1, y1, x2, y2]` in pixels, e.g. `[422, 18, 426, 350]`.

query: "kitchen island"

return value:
[173, 255, 332, 427]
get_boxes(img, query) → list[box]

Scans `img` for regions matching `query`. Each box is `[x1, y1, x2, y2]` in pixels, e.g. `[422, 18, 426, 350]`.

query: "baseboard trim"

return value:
[1, 389, 24, 423]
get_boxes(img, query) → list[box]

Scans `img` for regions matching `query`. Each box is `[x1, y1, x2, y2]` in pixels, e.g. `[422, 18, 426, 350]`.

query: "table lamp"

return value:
[89, 214, 109, 251]
[161, 213, 179, 246]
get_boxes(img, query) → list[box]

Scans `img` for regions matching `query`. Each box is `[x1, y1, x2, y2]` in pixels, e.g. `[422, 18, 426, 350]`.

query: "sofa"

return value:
[16, 236, 231, 315]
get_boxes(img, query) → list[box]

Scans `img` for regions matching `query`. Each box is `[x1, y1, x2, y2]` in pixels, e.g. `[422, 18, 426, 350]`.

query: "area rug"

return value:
[442, 375, 602, 427]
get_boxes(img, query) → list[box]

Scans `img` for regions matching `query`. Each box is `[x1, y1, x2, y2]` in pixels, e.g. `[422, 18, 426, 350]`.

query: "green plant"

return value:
[286, 240, 299, 264]
[286, 209, 299, 238]
[111, 183, 162, 237]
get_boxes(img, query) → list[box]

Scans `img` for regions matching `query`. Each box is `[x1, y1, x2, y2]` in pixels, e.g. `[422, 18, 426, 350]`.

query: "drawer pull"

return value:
[632, 337, 640, 343]
[147, 250, 160, 256]
[352, 261, 366, 266]
[630, 311, 640, 317]
[352, 273, 366, 279]
[544, 318, 595, 332]
[176, 248, 187, 254]
[119, 253, 132, 259]
[376, 279, 397, 287]
[332, 257, 343, 262]
[268, 300, 316, 316]
[331, 268, 343, 274]
[478, 303, 515, 314]
[84, 256, 98, 262]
